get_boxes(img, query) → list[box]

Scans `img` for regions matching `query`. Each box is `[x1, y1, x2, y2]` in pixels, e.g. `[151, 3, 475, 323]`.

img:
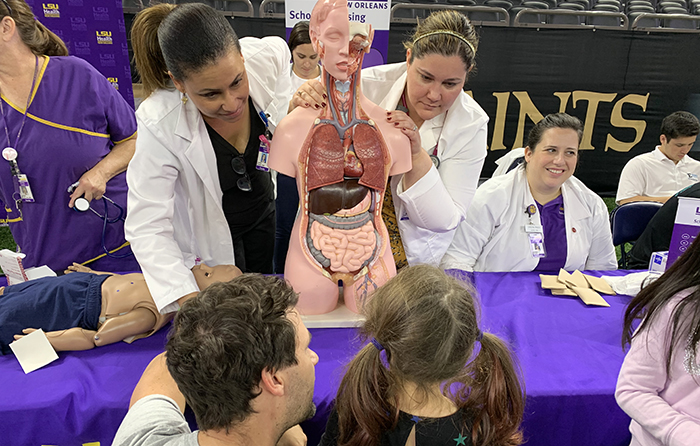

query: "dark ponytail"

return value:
[131, 3, 240, 98]
[336, 345, 397, 446]
[131, 3, 175, 97]
[2, 0, 68, 56]
[450, 333, 525, 446]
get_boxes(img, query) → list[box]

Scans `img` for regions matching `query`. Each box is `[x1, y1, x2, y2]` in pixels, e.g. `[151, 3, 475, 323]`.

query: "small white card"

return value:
[9, 329, 58, 373]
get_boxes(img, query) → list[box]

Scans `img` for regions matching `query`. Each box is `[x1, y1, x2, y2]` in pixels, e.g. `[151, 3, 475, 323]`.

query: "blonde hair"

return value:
[404, 10, 478, 75]
[131, 3, 176, 97]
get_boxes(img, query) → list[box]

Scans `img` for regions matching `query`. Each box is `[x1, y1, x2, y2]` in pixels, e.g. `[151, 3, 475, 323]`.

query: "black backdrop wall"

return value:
[125, 14, 700, 194]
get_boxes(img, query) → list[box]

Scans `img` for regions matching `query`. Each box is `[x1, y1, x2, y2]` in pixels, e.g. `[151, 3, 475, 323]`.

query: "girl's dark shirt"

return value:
[205, 97, 274, 230]
[319, 407, 473, 446]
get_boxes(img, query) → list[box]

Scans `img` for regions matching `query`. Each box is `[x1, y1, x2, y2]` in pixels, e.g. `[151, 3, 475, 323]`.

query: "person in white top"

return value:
[616, 237, 700, 446]
[616, 111, 700, 205]
[288, 21, 321, 107]
[292, 10, 488, 268]
[125, 4, 291, 313]
[442, 113, 617, 272]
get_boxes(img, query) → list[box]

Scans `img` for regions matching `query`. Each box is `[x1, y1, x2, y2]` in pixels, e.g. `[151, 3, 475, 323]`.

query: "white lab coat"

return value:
[441, 167, 617, 272]
[125, 36, 291, 313]
[361, 62, 489, 266]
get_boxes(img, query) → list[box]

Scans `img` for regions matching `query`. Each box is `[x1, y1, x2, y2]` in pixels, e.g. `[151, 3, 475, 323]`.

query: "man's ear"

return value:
[260, 367, 286, 397]
[660, 134, 668, 146]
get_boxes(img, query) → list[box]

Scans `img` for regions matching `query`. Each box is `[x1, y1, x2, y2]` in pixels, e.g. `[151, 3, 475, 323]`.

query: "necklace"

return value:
[0, 55, 40, 162]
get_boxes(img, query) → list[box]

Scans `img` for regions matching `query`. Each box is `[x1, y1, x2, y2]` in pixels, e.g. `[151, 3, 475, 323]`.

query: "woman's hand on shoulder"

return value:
[290, 79, 326, 112]
[385, 110, 422, 156]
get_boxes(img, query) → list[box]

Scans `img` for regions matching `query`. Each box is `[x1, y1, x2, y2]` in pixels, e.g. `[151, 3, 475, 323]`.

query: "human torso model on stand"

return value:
[269, 0, 411, 314]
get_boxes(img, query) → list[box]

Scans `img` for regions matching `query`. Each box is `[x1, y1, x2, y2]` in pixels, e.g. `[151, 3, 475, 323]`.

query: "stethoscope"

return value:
[68, 182, 131, 259]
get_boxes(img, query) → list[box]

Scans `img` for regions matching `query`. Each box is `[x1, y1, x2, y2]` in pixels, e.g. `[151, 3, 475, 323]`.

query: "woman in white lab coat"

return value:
[292, 10, 488, 268]
[441, 113, 617, 272]
[125, 3, 291, 313]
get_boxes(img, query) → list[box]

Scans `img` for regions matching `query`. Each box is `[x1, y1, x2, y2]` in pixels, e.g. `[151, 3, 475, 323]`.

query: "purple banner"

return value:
[25, 0, 134, 108]
[668, 223, 699, 267]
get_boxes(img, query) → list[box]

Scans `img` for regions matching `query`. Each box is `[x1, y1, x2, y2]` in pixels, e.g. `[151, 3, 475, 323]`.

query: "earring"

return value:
[181, 93, 188, 104]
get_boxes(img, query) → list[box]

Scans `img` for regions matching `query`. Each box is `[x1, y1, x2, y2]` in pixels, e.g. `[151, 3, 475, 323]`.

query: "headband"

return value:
[412, 30, 476, 56]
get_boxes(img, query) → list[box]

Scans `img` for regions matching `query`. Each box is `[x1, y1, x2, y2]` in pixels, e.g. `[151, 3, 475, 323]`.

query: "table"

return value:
[0, 271, 633, 446]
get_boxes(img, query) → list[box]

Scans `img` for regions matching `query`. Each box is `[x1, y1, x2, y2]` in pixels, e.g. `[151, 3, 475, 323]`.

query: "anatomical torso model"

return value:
[269, 0, 411, 314]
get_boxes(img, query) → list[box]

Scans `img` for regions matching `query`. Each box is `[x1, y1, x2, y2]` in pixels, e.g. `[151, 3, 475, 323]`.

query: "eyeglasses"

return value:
[231, 155, 252, 192]
[1, 0, 12, 17]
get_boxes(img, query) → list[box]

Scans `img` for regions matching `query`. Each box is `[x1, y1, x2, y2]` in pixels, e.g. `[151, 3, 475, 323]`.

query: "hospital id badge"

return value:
[525, 224, 543, 233]
[256, 134, 270, 172]
[528, 232, 546, 258]
[15, 173, 34, 202]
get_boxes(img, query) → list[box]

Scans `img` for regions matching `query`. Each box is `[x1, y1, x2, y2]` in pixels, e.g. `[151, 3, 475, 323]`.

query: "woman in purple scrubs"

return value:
[442, 113, 617, 272]
[0, 0, 138, 272]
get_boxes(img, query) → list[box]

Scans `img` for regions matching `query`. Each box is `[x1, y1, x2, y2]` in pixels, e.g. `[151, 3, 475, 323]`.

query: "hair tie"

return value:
[412, 30, 476, 56]
[476, 330, 484, 342]
[370, 338, 384, 352]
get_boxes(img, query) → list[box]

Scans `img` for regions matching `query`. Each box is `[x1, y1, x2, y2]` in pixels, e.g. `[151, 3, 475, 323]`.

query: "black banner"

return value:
[127, 15, 700, 194]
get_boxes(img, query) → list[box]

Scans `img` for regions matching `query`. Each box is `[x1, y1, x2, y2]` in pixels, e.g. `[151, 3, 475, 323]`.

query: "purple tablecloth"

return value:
[0, 271, 633, 446]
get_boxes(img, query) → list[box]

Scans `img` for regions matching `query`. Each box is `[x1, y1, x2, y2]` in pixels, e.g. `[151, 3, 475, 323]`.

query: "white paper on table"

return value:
[25, 265, 57, 280]
[0, 249, 28, 285]
[601, 272, 661, 296]
[9, 329, 58, 373]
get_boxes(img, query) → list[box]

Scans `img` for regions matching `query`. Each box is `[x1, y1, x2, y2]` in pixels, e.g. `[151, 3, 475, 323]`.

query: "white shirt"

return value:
[442, 167, 617, 272]
[616, 147, 700, 204]
[289, 65, 320, 97]
[361, 62, 489, 266]
[125, 36, 291, 313]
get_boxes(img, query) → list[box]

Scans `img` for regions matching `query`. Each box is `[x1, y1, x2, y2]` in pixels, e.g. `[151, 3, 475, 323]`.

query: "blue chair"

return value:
[610, 201, 663, 268]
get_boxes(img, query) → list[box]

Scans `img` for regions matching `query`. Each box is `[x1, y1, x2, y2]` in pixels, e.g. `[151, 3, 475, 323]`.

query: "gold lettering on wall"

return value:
[490, 92, 511, 151]
[605, 93, 650, 153]
[554, 92, 571, 113]
[513, 92, 544, 150]
[572, 91, 617, 150]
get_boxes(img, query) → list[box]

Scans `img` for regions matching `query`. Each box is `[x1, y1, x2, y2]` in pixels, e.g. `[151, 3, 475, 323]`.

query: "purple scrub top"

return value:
[534, 194, 567, 272]
[0, 56, 139, 272]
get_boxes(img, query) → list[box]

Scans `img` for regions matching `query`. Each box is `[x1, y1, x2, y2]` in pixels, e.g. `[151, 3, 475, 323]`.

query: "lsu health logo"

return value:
[107, 77, 120, 91]
[96, 31, 113, 45]
[74, 40, 90, 55]
[42, 3, 59, 18]
[93, 6, 109, 20]
[70, 16, 87, 31]
[100, 53, 116, 67]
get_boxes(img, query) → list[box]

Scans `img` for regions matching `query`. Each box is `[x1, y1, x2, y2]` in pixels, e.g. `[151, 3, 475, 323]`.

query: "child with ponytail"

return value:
[616, 238, 700, 446]
[320, 264, 525, 446]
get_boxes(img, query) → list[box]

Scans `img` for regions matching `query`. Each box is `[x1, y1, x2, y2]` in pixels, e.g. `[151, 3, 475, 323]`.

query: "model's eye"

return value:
[205, 272, 211, 277]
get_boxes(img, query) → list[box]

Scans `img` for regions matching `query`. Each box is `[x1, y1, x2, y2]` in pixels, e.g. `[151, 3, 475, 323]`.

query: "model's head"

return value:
[0, 0, 67, 56]
[658, 111, 699, 163]
[166, 274, 318, 433]
[309, 0, 371, 81]
[401, 10, 476, 122]
[524, 113, 583, 194]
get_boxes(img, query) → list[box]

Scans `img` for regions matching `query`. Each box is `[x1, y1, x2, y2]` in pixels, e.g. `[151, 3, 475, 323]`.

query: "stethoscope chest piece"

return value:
[74, 197, 90, 212]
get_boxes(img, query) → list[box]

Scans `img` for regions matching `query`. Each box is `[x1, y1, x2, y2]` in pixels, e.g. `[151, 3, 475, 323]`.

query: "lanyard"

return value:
[0, 55, 39, 156]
